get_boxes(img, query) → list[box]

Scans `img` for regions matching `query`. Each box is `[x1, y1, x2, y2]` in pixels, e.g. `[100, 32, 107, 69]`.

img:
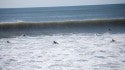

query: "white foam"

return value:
[0, 33, 125, 70]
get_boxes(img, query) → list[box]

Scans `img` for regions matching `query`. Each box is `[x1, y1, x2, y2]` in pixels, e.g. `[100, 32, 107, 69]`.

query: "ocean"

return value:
[0, 4, 125, 38]
[0, 4, 125, 70]
[0, 4, 125, 22]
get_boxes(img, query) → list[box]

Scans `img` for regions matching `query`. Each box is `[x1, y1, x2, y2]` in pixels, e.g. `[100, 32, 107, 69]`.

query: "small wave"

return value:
[0, 18, 125, 24]
[0, 20, 26, 24]
[16, 20, 25, 23]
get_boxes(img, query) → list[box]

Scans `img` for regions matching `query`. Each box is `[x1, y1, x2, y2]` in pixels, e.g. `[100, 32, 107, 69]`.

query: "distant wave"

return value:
[0, 18, 125, 23]
[0, 19, 125, 38]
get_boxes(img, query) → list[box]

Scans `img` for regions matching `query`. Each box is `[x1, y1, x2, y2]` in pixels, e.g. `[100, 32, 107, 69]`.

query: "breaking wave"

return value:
[0, 19, 125, 38]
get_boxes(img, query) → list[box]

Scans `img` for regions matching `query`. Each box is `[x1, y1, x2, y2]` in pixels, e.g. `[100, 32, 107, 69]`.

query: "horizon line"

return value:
[0, 3, 125, 9]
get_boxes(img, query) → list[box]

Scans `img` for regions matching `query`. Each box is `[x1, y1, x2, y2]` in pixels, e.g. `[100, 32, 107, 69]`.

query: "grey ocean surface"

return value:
[0, 4, 125, 70]
[0, 4, 125, 38]
[0, 4, 125, 22]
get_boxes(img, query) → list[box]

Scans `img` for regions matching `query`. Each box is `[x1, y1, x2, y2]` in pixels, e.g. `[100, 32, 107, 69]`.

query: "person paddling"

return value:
[7, 41, 10, 43]
[111, 39, 115, 42]
[53, 41, 59, 44]
[108, 28, 112, 31]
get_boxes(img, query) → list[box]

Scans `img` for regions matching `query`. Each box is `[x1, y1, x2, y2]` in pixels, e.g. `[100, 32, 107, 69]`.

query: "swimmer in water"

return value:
[53, 41, 59, 44]
[111, 39, 115, 42]
[7, 41, 10, 43]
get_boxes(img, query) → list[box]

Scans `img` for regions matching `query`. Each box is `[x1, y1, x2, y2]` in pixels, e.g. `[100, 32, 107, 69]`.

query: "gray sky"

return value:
[0, 0, 125, 8]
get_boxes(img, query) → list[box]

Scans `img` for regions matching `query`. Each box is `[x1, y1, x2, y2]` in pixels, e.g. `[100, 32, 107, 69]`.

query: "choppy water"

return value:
[0, 33, 125, 70]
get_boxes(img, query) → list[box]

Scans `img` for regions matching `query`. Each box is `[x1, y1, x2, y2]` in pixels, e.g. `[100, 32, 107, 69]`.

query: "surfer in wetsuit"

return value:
[22, 34, 26, 36]
[108, 28, 112, 31]
[53, 41, 59, 44]
[7, 41, 10, 43]
[111, 39, 115, 42]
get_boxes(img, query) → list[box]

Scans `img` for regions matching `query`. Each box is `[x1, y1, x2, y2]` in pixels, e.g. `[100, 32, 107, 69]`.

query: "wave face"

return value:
[0, 19, 125, 38]
[0, 4, 125, 22]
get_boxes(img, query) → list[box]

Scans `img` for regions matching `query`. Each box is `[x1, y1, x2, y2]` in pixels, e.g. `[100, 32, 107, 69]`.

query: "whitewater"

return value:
[0, 4, 125, 70]
[0, 33, 125, 70]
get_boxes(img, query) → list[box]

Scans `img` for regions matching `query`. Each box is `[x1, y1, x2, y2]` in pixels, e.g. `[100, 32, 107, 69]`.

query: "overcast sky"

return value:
[0, 0, 125, 8]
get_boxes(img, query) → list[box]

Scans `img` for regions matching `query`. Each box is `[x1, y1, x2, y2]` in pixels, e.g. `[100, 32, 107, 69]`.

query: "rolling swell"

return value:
[0, 19, 125, 38]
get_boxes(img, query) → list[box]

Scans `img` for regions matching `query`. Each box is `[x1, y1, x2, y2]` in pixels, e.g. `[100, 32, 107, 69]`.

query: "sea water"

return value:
[0, 4, 125, 22]
[0, 33, 125, 70]
[0, 4, 125, 70]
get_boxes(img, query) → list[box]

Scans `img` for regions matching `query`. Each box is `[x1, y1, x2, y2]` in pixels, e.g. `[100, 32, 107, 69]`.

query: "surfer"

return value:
[22, 34, 26, 36]
[53, 41, 59, 44]
[23, 34, 26, 36]
[108, 28, 112, 31]
[7, 41, 10, 43]
[111, 39, 115, 42]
